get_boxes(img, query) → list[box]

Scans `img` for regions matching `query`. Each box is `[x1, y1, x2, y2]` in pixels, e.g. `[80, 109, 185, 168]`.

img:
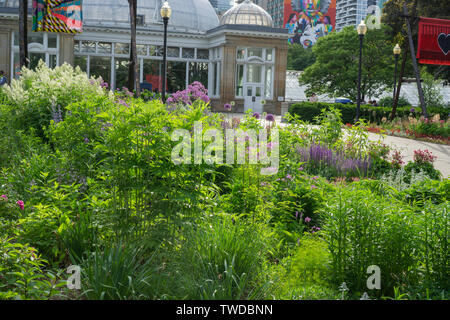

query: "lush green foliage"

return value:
[300, 25, 396, 101]
[287, 44, 316, 71]
[288, 101, 448, 125]
[0, 65, 447, 300]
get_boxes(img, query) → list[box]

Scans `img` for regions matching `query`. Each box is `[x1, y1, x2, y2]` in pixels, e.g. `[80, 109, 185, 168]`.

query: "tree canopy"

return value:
[287, 44, 316, 71]
[299, 24, 395, 101]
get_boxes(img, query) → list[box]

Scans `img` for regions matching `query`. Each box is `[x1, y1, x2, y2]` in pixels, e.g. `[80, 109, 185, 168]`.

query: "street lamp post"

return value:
[160, 1, 172, 104]
[356, 20, 367, 123]
[393, 44, 401, 101]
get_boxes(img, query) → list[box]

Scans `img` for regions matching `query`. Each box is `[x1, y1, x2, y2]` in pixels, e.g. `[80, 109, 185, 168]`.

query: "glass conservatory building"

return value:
[0, 0, 289, 113]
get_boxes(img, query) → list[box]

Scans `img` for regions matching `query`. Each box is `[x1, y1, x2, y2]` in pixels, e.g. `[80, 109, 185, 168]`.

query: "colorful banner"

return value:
[283, 0, 336, 48]
[33, 0, 83, 34]
[417, 17, 450, 66]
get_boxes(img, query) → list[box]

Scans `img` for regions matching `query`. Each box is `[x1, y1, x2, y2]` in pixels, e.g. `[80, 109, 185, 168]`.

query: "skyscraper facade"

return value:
[335, 0, 383, 31]
[209, 0, 233, 14]
[267, 0, 285, 28]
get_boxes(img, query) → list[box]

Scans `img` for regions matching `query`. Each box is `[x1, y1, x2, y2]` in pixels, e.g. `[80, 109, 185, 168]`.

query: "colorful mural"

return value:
[284, 0, 336, 48]
[33, 0, 83, 34]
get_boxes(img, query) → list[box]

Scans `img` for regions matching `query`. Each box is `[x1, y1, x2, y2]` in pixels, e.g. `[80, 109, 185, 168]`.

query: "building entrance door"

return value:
[244, 84, 263, 114]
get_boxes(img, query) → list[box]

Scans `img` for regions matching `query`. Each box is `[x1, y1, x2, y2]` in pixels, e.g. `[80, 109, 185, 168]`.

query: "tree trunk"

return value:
[19, 0, 28, 69]
[128, 0, 140, 96]
[390, 46, 408, 120]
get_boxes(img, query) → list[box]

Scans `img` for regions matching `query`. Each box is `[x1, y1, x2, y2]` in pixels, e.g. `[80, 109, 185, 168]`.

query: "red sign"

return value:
[417, 17, 450, 66]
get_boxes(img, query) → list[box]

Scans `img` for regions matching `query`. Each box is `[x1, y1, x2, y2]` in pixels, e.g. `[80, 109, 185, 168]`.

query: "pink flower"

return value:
[305, 217, 311, 223]
[298, 167, 304, 171]
[311, 185, 317, 189]
[0, 195, 7, 201]
[16, 200, 24, 210]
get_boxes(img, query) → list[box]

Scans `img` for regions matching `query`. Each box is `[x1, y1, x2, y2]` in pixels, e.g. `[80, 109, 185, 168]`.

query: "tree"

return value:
[19, 0, 28, 69]
[287, 44, 316, 71]
[299, 25, 395, 102]
[128, 0, 140, 96]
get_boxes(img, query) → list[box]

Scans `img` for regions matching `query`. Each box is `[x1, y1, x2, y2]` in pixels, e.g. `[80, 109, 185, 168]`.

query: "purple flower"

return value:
[311, 185, 317, 189]
[298, 167, 304, 171]
[252, 112, 260, 119]
[305, 217, 311, 223]
[224, 103, 232, 111]
[410, 108, 416, 113]
[286, 174, 293, 180]
[84, 137, 90, 143]
[266, 113, 275, 122]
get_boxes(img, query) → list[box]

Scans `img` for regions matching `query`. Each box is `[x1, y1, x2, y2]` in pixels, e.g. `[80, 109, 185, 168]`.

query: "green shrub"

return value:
[288, 102, 449, 124]
[81, 242, 158, 300]
[323, 185, 420, 297]
[2, 61, 110, 138]
[399, 179, 449, 206]
[0, 238, 64, 299]
[404, 162, 441, 182]
[378, 96, 411, 108]
[180, 216, 269, 299]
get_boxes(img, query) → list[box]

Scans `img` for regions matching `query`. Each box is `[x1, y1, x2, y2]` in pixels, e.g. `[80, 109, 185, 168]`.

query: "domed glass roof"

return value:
[0, 0, 220, 33]
[84, 0, 219, 32]
[220, 0, 273, 27]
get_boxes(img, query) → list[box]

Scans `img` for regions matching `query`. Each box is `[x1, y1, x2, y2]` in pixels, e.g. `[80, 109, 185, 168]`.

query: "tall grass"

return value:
[178, 216, 270, 299]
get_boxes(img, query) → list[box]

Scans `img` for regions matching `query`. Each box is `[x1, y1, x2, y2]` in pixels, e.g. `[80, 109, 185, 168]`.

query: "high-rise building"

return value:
[335, 0, 383, 31]
[209, 0, 233, 14]
[237, 0, 268, 9]
[266, 0, 284, 28]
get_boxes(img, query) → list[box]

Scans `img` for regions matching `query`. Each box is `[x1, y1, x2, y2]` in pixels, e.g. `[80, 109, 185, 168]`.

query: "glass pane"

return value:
[237, 48, 245, 60]
[74, 41, 81, 53]
[265, 66, 272, 98]
[48, 34, 57, 48]
[266, 48, 273, 61]
[97, 42, 111, 54]
[248, 48, 263, 58]
[197, 49, 209, 60]
[74, 55, 87, 73]
[90, 56, 111, 86]
[149, 45, 162, 57]
[247, 87, 252, 96]
[81, 41, 96, 53]
[247, 64, 262, 83]
[115, 58, 138, 91]
[236, 64, 244, 96]
[13, 52, 20, 79]
[188, 62, 208, 88]
[13, 31, 18, 46]
[137, 44, 147, 56]
[29, 52, 46, 71]
[143, 59, 162, 93]
[167, 47, 180, 58]
[28, 33, 44, 45]
[182, 48, 195, 59]
[49, 54, 57, 68]
[213, 63, 217, 96]
[167, 61, 186, 93]
[115, 43, 129, 55]
[255, 87, 261, 97]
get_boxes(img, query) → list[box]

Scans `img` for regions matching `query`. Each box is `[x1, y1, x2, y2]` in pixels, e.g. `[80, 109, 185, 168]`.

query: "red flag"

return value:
[417, 17, 450, 66]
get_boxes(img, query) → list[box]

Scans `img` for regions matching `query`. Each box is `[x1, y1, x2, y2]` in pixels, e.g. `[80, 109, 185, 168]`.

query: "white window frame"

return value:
[11, 31, 60, 78]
